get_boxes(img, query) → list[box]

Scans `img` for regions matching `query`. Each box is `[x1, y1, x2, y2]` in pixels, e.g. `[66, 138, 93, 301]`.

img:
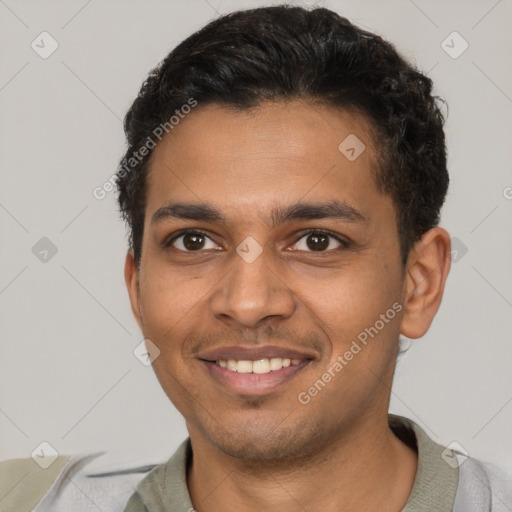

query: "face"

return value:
[126, 100, 408, 462]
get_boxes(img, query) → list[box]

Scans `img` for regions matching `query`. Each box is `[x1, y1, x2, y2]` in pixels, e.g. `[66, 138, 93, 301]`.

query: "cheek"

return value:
[301, 269, 401, 411]
[139, 259, 199, 320]
[138, 270, 203, 404]
[301, 258, 401, 357]
[306, 261, 395, 319]
[137, 266, 203, 364]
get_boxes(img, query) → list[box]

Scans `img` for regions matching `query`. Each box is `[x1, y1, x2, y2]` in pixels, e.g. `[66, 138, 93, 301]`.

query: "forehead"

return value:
[145, 100, 390, 227]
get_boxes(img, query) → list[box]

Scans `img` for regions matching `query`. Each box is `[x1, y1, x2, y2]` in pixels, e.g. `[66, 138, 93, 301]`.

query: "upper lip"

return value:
[197, 345, 317, 362]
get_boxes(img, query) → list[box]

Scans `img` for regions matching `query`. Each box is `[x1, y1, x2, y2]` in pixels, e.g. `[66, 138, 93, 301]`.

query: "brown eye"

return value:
[306, 233, 330, 251]
[292, 231, 345, 252]
[169, 231, 218, 251]
[182, 233, 206, 250]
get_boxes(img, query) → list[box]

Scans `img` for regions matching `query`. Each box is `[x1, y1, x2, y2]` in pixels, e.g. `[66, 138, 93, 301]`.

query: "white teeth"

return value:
[215, 357, 303, 374]
[253, 358, 270, 374]
[237, 360, 253, 374]
[269, 357, 283, 370]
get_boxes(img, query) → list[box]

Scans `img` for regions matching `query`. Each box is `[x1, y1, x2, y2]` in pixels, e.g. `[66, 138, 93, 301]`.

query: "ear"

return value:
[124, 251, 143, 332]
[400, 227, 451, 339]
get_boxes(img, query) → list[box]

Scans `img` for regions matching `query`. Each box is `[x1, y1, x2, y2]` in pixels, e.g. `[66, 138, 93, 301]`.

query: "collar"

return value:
[131, 414, 459, 511]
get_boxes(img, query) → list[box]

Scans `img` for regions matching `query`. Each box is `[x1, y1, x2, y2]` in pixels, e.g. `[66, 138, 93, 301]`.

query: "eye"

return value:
[164, 228, 348, 253]
[291, 230, 347, 252]
[167, 230, 220, 252]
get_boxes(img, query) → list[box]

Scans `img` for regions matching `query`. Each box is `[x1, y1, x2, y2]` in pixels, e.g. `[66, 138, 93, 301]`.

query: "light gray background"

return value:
[1, 0, 511, 476]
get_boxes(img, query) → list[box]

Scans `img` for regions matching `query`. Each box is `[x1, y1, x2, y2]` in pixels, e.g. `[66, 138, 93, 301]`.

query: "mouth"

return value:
[198, 346, 315, 395]
[215, 357, 301, 374]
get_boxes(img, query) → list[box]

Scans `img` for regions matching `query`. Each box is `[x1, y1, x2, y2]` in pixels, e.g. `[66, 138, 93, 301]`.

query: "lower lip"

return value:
[201, 360, 310, 395]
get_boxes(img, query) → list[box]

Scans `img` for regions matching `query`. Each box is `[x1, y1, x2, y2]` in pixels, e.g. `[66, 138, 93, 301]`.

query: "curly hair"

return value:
[116, 5, 448, 268]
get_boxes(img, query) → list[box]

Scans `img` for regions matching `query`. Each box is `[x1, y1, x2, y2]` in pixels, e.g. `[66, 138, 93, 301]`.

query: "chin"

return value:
[201, 415, 328, 464]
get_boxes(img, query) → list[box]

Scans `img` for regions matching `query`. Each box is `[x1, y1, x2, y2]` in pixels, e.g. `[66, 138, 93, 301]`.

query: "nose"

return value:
[210, 244, 296, 329]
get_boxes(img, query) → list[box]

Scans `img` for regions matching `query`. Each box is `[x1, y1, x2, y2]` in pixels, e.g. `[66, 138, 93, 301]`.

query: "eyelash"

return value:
[163, 228, 350, 252]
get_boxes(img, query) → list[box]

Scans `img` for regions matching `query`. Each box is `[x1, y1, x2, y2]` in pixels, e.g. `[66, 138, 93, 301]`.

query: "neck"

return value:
[187, 414, 418, 512]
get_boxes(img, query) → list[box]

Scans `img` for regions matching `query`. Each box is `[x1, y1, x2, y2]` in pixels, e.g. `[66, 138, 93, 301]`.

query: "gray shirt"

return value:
[1, 414, 509, 511]
[122, 414, 512, 511]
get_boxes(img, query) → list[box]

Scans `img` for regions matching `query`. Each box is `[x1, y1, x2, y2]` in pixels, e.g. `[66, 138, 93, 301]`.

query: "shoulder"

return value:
[454, 457, 512, 512]
[0, 454, 71, 512]
[0, 453, 155, 512]
[389, 414, 512, 511]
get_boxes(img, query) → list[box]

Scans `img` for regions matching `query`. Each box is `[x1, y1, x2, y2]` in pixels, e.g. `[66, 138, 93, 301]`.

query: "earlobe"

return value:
[124, 251, 143, 331]
[400, 227, 451, 339]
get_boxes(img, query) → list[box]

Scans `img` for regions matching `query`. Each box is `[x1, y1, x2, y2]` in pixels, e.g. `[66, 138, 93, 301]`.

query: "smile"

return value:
[216, 357, 301, 374]
[201, 358, 311, 395]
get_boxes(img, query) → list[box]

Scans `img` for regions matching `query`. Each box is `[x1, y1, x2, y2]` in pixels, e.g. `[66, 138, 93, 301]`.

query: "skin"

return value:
[125, 100, 451, 511]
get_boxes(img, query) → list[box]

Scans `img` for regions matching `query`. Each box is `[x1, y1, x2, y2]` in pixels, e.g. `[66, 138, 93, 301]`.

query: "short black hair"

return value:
[116, 5, 448, 268]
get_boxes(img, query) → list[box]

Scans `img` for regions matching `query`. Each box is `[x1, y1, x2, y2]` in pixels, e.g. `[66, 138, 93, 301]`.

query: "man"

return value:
[1, 5, 509, 512]
[116, 5, 510, 511]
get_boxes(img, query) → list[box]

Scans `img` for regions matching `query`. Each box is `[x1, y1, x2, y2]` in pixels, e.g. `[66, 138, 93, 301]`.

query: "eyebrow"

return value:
[151, 200, 367, 227]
